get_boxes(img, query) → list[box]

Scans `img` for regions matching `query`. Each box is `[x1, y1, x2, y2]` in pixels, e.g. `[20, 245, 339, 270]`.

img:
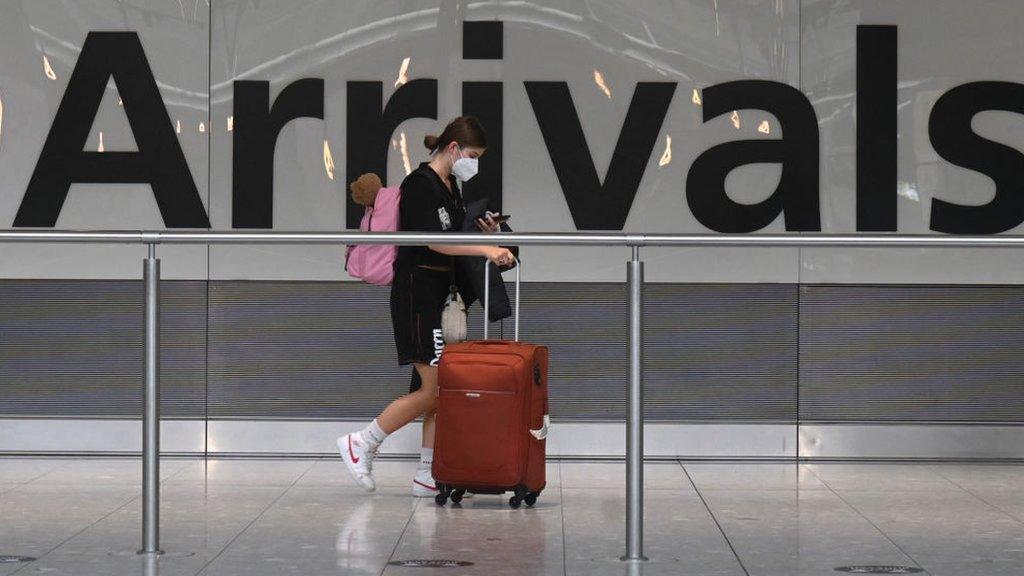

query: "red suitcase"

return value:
[433, 260, 549, 508]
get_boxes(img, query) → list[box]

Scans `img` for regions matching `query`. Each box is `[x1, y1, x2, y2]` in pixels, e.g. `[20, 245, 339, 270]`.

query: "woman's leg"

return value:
[408, 365, 436, 466]
[415, 408, 437, 493]
[377, 363, 437, 433]
[421, 409, 436, 449]
[339, 363, 437, 492]
[344, 268, 446, 493]
[404, 365, 439, 496]
[376, 364, 440, 496]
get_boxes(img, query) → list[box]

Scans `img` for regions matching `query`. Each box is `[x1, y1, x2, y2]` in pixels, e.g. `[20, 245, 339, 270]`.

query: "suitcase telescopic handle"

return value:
[483, 255, 520, 341]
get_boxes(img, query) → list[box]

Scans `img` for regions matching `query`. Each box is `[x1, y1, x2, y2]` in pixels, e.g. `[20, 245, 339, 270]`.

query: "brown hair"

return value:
[423, 116, 487, 153]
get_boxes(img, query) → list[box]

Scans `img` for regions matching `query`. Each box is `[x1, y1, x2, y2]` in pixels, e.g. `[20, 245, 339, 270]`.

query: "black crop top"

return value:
[396, 162, 467, 269]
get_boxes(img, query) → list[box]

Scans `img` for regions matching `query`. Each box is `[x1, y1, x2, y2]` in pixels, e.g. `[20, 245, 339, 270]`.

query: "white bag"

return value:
[441, 288, 467, 344]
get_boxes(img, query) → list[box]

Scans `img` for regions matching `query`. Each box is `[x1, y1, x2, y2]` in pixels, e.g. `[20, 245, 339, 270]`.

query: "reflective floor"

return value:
[1, 458, 1023, 575]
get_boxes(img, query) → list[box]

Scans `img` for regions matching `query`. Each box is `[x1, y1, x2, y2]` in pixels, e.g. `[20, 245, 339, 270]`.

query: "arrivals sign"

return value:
[10, 24, 1024, 235]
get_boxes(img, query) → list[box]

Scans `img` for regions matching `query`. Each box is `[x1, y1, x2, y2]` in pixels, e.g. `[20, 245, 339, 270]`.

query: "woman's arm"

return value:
[429, 244, 513, 265]
[428, 244, 497, 258]
[428, 213, 508, 260]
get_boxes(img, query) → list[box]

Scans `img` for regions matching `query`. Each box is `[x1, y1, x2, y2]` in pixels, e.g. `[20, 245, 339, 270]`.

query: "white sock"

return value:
[359, 419, 388, 451]
[418, 447, 433, 470]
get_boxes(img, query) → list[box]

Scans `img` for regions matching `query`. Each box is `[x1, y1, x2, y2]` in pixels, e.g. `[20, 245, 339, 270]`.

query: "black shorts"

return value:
[391, 265, 451, 369]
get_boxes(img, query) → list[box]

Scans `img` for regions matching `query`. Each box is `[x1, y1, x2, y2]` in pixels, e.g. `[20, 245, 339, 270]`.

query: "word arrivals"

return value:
[13, 26, 1024, 235]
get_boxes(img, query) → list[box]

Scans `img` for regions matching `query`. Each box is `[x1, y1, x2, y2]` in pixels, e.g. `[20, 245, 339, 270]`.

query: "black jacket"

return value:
[455, 199, 519, 322]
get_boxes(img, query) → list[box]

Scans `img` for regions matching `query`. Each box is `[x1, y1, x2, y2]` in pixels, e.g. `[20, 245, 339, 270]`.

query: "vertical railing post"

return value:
[622, 245, 647, 562]
[140, 243, 162, 555]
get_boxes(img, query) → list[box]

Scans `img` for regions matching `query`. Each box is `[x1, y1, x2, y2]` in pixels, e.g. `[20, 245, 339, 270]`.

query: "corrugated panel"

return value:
[10, 280, 1021, 424]
[0, 280, 207, 418]
[207, 281, 797, 421]
[644, 284, 798, 421]
[207, 281, 414, 418]
[799, 285, 1024, 422]
[523, 283, 630, 420]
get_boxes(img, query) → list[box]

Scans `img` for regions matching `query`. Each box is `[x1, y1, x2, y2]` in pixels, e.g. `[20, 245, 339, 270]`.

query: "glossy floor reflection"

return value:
[1, 458, 1023, 575]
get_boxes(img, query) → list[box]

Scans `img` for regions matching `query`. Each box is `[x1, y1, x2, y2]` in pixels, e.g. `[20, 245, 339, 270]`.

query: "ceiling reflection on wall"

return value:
[593, 69, 612, 98]
[658, 134, 672, 167]
[42, 54, 57, 80]
[210, 1, 790, 103]
[13, 1, 791, 121]
[27, 8, 208, 113]
[323, 139, 335, 180]
[395, 56, 411, 87]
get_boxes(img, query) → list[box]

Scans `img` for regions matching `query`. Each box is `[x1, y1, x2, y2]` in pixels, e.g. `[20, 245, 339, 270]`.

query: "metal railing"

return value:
[4, 229, 1024, 561]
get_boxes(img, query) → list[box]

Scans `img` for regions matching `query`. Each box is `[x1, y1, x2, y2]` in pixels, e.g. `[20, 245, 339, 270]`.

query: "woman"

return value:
[338, 116, 513, 496]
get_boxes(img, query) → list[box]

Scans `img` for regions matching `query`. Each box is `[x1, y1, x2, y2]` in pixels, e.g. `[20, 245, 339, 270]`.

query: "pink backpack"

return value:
[346, 186, 401, 285]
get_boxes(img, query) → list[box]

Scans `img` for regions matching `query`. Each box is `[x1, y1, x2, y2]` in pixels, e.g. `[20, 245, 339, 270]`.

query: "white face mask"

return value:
[450, 146, 479, 182]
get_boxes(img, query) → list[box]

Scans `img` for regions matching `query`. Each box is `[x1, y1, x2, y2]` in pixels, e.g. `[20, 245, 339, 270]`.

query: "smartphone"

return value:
[483, 212, 511, 223]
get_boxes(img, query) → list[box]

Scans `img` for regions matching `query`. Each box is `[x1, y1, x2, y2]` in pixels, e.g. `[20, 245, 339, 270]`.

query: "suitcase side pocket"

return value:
[436, 379, 521, 485]
[435, 352, 532, 489]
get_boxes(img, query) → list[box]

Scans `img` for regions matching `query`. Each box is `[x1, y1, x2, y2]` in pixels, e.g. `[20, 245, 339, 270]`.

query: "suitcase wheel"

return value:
[524, 491, 539, 507]
[450, 489, 466, 504]
[509, 485, 529, 509]
[435, 483, 450, 506]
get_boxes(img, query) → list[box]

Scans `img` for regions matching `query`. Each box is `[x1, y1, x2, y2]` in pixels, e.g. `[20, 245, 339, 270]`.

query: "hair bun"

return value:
[423, 134, 439, 151]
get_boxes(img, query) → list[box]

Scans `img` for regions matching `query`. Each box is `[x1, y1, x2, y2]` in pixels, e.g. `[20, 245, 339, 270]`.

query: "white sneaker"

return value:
[337, 433, 377, 492]
[412, 468, 439, 498]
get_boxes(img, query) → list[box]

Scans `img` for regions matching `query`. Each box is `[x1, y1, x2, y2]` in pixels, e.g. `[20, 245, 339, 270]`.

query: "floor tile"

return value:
[683, 463, 828, 491]
[699, 489, 918, 575]
[836, 489, 1024, 576]
[196, 486, 417, 576]
[805, 463, 961, 492]
[4, 459, 1023, 576]
[383, 484, 565, 576]
[165, 458, 316, 487]
[28, 458, 193, 487]
[558, 462, 690, 491]
[0, 458, 69, 483]
[929, 464, 1024, 494]
[561, 488, 744, 576]
[0, 484, 137, 560]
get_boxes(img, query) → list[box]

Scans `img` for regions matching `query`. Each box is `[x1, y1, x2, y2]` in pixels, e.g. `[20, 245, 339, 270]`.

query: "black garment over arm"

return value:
[454, 198, 515, 322]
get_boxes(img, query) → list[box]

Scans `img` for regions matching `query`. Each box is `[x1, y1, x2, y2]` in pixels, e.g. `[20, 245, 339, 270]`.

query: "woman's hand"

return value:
[484, 246, 514, 267]
[475, 212, 502, 233]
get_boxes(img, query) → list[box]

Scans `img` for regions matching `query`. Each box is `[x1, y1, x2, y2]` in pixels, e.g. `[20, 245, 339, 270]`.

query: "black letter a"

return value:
[14, 32, 209, 228]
